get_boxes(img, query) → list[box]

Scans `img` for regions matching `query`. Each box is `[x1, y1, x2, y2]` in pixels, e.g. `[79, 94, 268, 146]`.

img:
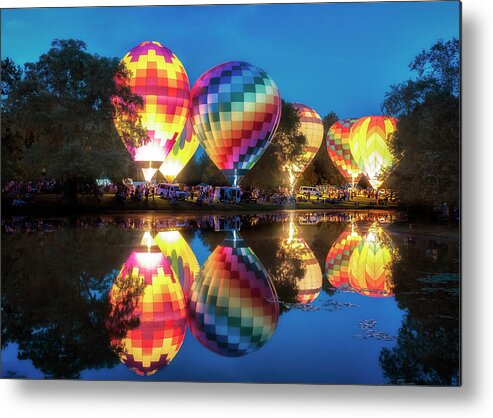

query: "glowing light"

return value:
[349, 116, 397, 189]
[190, 61, 282, 186]
[187, 234, 279, 357]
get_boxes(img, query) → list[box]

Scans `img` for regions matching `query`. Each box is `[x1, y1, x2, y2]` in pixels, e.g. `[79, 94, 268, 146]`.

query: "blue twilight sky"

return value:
[1, 2, 459, 119]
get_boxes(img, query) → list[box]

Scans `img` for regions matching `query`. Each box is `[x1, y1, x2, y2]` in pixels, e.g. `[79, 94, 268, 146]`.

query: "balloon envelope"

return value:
[108, 232, 186, 375]
[187, 234, 279, 356]
[327, 119, 363, 184]
[349, 116, 397, 189]
[113, 41, 190, 181]
[154, 230, 200, 297]
[159, 119, 199, 183]
[287, 103, 324, 178]
[347, 223, 397, 297]
[325, 224, 362, 290]
[190, 61, 282, 186]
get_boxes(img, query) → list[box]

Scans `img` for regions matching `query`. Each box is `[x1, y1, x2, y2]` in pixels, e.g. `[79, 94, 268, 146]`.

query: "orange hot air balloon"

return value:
[108, 232, 186, 376]
[154, 230, 200, 297]
[349, 116, 397, 189]
[347, 223, 397, 297]
[280, 220, 323, 304]
[327, 119, 363, 185]
[325, 223, 362, 290]
[113, 41, 190, 182]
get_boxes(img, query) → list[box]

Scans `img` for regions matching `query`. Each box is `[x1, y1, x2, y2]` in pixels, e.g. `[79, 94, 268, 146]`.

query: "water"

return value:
[1, 211, 460, 385]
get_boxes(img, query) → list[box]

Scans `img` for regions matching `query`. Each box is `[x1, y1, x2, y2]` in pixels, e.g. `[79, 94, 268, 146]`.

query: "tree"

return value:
[381, 38, 459, 218]
[1, 39, 146, 193]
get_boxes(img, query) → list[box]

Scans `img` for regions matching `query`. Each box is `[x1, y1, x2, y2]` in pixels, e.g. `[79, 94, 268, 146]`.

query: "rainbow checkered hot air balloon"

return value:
[154, 230, 200, 298]
[349, 116, 397, 189]
[190, 61, 282, 186]
[280, 220, 322, 304]
[108, 232, 187, 376]
[113, 41, 190, 182]
[327, 119, 363, 185]
[347, 223, 397, 297]
[159, 119, 199, 183]
[325, 223, 362, 290]
[287, 103, 324, 182]
[187, 233, 279, 357]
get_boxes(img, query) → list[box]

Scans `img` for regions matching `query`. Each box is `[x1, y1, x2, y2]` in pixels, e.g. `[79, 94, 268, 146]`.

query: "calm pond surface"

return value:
[1, 211, 460, 385]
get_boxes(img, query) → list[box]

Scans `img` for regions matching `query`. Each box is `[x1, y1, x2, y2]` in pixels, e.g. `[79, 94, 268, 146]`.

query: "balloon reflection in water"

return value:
[347, 223, 397, 297]
[108, 232, 187, 375]
[154, 230, 200, 297]
[187, 233, 279, 357]
[325, 223, 362, 290]
[280, 220, 323, 304]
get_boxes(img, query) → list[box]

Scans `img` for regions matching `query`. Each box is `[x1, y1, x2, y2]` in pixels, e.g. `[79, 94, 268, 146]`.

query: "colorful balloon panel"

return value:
[154, 230, 200, 297]
[349, 116, 397, 189]
[347, 224, 396, 297]
[288, 103, 324, 178]
[190, 61, 282, 185]
[280, 237, 323, 304]
[159, 119, 199, 182]
[108, 233, 186, 375]
[114, 41, 190, 181]
[187, 235, 279, 357]
[327, 119, 363, 183]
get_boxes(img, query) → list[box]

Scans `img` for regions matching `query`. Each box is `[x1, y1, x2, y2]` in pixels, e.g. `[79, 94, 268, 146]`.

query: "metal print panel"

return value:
[0, 1, 461, 385]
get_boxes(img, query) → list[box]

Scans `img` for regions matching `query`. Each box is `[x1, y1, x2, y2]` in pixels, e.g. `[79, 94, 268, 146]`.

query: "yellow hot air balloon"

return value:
[286, 103, 324, 188]
[279, 219, 323, 304]
[159, 119, 199, 183]
[107, 232, 187, 376]
[347, 223, 397, 297]
[154, 230, 200, 297]
[349, 116, 397, 189]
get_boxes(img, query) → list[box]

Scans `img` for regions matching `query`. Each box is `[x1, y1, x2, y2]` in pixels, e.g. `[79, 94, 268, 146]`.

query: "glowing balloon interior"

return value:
[325, 224, 362, 289]
[108, 232, 186, 375]
[187, 234, 279, 356]
[190, 61, 282, 186]
[287, 103, 324, 183]
[327, 119, 363, 184]
[281, 221, 323, 304]
[113, 41, 190, 181]
[349, 116, 397, 189]
[347, 223, 396, 297]
[154, 230, 200, 297]
[159, 119, 199, 183]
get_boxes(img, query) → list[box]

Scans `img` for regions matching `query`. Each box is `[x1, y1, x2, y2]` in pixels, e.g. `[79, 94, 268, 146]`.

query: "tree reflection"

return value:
[1, 226, 138, 378]
[378, 238, 460, 385]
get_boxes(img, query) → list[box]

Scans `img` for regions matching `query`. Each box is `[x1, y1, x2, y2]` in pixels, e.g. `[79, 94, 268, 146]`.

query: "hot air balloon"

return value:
[325, 223, 362, 290]
[113, 41, 190, 182]
[108, 232, 187, 375]
[347, 223, 397, 297]
[286, 103, 324, 188]
[187, 233, 279, 357]
[159, 119, 199, 183]
[327, 119, 363, 185]
[190, 61, 282, 186]
[349, 116, 397, 190]
[154, 230, 200, 297]
[279, 220, 323, 304]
